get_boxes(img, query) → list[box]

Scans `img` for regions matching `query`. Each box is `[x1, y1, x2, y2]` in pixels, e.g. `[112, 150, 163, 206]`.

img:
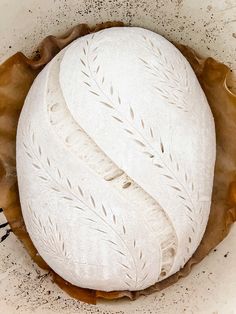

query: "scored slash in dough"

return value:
[16, 27, 216, 291]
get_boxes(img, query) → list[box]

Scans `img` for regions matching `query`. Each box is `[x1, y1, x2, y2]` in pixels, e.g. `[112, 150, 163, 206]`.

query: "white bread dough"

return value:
[16, 27, 216, 291]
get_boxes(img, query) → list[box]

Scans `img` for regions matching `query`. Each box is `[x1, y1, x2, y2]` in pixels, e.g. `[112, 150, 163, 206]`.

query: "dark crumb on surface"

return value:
[224, 252, 229, 258]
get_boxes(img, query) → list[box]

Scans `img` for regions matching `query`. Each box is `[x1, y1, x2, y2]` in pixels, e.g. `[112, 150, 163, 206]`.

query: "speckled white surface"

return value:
[0, 0, 235, 69]
[0, 0, 236, 313]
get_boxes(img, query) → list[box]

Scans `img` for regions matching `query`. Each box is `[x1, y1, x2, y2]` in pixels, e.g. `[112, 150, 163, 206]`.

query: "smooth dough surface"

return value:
[16, 27, 216, 291]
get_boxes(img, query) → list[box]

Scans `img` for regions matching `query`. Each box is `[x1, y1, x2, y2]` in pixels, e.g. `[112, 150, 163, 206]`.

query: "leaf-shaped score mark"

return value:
[139, 57, 148, 65]
[57, 168, 62, 179]
[83, 81, 91, 87]
[63, 196, 73, 201]
[96, 65, 100, 73]
[126, 273, 133, 280]
[154, 163, 163, 168]
[80, 58, 86, 66]
[150, 128, 154, 138]
[100, 101, 114, 109]
[185, 173, 188, 182]
[123, 225, 126, 234]
[185, 205, 193, 212]
[26, 151, 33, 159]
[114, 249, 126, 257]
[140, 273, 148, 283]
[129, 106, 135, 120]
[38, 176, 47, 181]
[102, 204, 107, 217]
[92, 228, 107, 235]
[163, 174, 173, 180]
[120, 263, 129, 270]
[124, 128, 133, 135]
[143, 151, 154, 158]
[89, 90, 99, 96]
[74, 206, 85, 212]
[112, 116, 123, 123]
[47, 158, 51, 166]
[160, 141, 164, 153]
[51, 187, 60, 192]
[32, 163, 41, 169]
[38, 145, 42, 156]
[110, 85, 114, 95]
[133, 139, 146, 147]
[82, 71, 89, 78]
[170, 185, 181, 192]
[77, 185, 84, 197]
[141, 119, 145, 129]
[141, 261, 146, 270]
[90, 195, 96, 208]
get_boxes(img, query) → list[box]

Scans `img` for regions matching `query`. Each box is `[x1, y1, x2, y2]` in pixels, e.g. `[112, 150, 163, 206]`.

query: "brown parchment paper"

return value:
[0, 22, 236, 305]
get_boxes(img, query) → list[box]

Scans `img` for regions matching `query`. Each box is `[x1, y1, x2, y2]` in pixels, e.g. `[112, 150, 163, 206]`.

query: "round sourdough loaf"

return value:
[16, 27, 216, 291]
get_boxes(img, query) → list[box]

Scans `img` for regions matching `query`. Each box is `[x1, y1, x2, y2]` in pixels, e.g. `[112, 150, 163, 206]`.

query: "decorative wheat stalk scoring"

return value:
[80, 36, 198, 246]
[139, 35, 190, 112]
[23, 125, 150, 289]
[47, 55, 179, 281]
[28, 205, 71, 261]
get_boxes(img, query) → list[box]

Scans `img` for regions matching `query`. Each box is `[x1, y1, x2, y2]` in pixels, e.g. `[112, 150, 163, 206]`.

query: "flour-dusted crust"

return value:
[16, 27, 216, 291]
